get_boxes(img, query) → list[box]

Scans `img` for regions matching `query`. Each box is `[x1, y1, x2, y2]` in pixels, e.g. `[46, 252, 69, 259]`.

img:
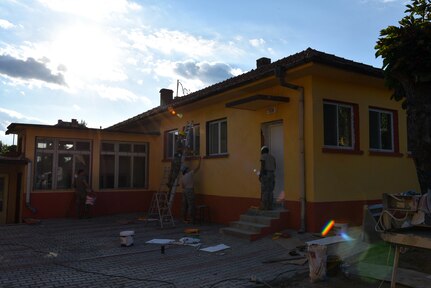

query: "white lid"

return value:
[120, 230, 135, 236]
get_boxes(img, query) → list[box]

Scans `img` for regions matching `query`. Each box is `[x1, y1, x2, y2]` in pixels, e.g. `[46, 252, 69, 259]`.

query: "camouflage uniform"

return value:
[260, 151, 276, 210]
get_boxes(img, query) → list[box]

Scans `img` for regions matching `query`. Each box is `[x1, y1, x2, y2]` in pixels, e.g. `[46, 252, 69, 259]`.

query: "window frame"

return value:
[368, 106, 401, 156]
[206, 118, 228, 156]
[187, 124, 200, 157]
[164, 129, 178, 160]
[322, 100, 361, 154]
[99, 141, 148, 190]
[34, 137, 92, 190]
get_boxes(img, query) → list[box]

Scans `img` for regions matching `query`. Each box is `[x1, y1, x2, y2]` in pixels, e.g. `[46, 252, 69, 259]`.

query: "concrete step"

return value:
[240, 214, 275, 226]
[229, 221, 268, 233]
[219, 227, 260, 241]
[245, 208, 288, 218]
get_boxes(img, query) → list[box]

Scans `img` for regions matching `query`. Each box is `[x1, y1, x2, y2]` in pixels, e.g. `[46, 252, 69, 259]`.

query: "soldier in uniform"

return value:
[259, 146, 276, 210]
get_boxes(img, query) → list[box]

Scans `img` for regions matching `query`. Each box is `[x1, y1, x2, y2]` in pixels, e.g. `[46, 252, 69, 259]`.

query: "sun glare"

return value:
[49, 24, 124, 85]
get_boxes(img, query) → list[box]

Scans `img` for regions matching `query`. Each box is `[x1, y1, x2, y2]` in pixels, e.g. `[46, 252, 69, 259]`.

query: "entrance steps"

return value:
[220, 208, 289, 241]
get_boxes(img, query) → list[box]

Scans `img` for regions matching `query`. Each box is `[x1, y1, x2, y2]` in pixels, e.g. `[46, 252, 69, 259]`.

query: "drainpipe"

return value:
[26, 160, 37, 213]
[275, 66, 306, 232]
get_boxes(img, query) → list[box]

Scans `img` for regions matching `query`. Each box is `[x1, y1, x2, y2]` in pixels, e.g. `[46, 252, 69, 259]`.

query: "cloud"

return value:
[174, 60, 237, 84]
[38, 0, 141, 21]
[0, 55, 66, 85]
[126, 28, 244, 59]
[0, 107, 46, 123]
[90, 85, 152, 106]
[249, 38, 266, 48]
[0, 19, 15, 29]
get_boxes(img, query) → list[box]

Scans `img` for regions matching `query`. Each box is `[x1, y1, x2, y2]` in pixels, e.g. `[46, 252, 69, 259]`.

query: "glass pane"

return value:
[134, 144, 146, 153]
[338, 106, 352, 147]
[101, 142, 115, 152]
[76, 141, 90, 151]
[99, 155, 115, 188]
[323, 104, 337, 146]
[35, 153, 53, 189]
[118, 156, 131, 188]
[193, 126, 200, 156]
[37, 139, 54, 150]
[119, 143, 131, 152]
[57, 154, 73, 189]
[58, 141, 74, 151]
[167, 132, 177, 158]
[208, 122, 219, 154]
[220, 121, 227, 153]
[369, 111, 380, 149]
[133, 156, 146, 188]
[380, 112, 393, 150]
[75, 154, 90, 182]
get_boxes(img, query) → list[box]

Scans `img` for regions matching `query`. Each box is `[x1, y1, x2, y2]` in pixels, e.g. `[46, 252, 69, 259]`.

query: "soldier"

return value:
[259, 146, 276, 210]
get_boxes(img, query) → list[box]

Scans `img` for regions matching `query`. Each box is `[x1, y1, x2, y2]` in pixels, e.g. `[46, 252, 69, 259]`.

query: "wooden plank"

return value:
[381, 232, 431, 250]
[350, 263, 431, 288]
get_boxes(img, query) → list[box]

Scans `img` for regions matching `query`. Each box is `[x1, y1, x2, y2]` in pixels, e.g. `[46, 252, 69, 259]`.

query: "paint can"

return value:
[120, 230, 134, 247]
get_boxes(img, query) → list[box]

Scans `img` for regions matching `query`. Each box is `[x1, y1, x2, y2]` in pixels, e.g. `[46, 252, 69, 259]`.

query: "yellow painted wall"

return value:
[156, 76, 312, 203]
[311, 72, 419, 202]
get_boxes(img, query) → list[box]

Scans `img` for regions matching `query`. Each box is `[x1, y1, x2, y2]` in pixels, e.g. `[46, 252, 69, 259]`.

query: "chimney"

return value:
[256, 57, 271, 68]
[160, 88, 174, 106]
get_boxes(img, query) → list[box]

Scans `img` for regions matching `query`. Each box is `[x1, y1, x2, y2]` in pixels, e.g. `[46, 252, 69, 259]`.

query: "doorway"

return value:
[0, 174, 9, 224]
[261, 121, 285, 207]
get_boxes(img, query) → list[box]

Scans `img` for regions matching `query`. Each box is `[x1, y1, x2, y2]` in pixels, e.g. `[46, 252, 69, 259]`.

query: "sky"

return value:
[0, 0, 408, 145]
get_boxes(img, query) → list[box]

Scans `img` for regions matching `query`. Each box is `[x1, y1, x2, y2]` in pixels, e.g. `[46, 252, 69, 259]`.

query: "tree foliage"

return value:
[375, 0, 431, 193]
[376, 0, 431, 102]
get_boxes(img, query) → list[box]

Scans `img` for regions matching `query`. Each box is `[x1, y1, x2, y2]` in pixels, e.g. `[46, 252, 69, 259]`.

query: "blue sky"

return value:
[0, 0, 407, 144]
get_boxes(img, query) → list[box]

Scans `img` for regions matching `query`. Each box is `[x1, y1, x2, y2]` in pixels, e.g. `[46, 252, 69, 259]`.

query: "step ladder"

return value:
[145, 167, 175, 228]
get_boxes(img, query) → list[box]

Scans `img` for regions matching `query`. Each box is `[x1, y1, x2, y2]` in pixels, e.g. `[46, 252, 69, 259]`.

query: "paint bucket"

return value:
[120, 230, 134, 247]
[326, 255, 341, 277]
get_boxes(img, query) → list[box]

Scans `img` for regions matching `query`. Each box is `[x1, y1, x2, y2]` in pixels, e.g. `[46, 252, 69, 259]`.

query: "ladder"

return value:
[145, 121, 195, 228]
[167, 121, 194, 209]
[145, 167, 175, 228]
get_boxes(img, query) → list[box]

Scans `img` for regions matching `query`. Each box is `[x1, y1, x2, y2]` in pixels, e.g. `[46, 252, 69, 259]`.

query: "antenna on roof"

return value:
[176, 80, 189, 97]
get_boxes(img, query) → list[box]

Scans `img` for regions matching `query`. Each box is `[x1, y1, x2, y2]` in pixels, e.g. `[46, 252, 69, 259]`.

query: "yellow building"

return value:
[3, 48, 418, 232]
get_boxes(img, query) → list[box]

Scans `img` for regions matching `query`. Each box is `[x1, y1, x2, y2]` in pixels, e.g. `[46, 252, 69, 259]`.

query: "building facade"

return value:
[3, 48, 419, 231]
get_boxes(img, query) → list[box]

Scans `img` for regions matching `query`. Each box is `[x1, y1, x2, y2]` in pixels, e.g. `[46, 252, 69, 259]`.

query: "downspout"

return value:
[26, 160, 37, 213]
[275, 66, 306, 232]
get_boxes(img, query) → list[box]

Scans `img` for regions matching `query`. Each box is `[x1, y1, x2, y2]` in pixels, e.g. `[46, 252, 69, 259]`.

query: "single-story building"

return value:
[3, 48, 419, 231]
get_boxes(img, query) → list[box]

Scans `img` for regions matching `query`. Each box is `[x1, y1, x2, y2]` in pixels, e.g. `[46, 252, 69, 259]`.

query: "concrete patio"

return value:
[0, 213, 368, 288]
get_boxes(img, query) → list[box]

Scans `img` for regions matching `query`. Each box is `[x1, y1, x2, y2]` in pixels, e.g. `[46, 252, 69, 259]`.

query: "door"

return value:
[0, 174, 9, 224]
[262, 121, 285, 207]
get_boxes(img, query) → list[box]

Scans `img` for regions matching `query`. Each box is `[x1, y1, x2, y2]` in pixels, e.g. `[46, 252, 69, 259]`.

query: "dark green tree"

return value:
[375, 0, 431, 194]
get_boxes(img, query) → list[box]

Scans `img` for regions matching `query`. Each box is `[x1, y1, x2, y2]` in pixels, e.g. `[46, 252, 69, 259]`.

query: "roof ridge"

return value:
[107, 48, 382, 130]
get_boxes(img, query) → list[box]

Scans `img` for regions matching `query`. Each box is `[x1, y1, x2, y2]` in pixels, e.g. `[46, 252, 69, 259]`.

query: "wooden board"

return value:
[381, 229, 431, 250]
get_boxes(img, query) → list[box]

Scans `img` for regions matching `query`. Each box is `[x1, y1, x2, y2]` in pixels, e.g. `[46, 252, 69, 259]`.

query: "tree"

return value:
[375, 0, 431, 194]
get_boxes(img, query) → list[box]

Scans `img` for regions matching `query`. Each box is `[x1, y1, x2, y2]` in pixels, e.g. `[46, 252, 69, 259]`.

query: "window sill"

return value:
[369, 151, 403, 157]
[322, 148, 364, 155]
[204, 154, 229, 159]
[162, 155, 201, 162]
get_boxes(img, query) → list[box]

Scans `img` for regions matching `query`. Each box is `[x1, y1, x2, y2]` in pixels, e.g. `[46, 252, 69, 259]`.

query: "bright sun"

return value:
[49, 24, 123, 85]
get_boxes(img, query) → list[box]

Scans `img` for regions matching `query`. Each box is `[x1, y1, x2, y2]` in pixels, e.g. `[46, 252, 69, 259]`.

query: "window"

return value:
[34, 138, 91, 190]
[207, 118, 227, 155]
[99, 142, 148, 189]
[164, 130, 178, 159]
[323, 101, 356, 149]
[188, 124, 200, 156]
[369, 108, 397, 152]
